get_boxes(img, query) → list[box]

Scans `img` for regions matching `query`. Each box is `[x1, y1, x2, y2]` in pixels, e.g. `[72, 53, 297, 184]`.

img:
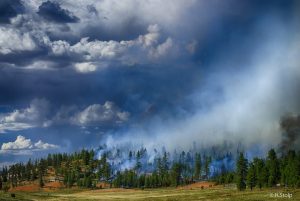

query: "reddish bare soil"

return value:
[96, 182, 111, 189]
[44, 181, 64, 189]
[10, 183, 40, 192]
[9, 181, 65, 192]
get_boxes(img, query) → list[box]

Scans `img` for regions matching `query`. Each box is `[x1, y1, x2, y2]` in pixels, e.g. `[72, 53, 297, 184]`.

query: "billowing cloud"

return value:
[1, 135, 32, 150]
[0, 0, 24, 24]
[0, 0, 195, 71]
[0, 99, 50, 133]
[46, 24, 175, 72]
[0, 99, 129, 132]
[0, 27, 36, 54]
[74, 62, 97, 73]
[37, 1, 79, 23]
[34, 139, 59, 149]
[72, 101, 130, 126]
[1, 135, 58, 155]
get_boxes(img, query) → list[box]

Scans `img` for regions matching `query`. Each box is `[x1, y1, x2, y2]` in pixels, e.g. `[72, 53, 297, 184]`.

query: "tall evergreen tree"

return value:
[0, 176, 2, 190]
[266, 149, 280, 187]
[194, 153, 201, 180]
[204, 156, 211, 179]
[135, 151, 142, 174]
[247, 162, 256, 190]
[281, 150, 299, 187]
[253, 158, 265, 189]
[39, 172, 44, 188]
[171, 163, 182, 187]
[236, 153, 248, 191]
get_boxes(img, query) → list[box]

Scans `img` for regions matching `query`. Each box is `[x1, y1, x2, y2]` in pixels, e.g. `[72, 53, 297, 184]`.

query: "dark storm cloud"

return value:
[86, 5, 98, 16]
[0, 50, 47, 66]
[80, 17, 147, 42]
[184, 0, 296, 66]
[0, 63, 200, 118]
[37, 1, 79, 23]
[0, 0, 24, 24]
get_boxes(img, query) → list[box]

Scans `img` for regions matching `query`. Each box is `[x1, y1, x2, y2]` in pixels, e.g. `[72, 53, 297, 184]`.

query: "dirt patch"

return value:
[96, 182, 111, 189]
[92, 188, 139, 193]
[177, 181, 216, 190]
[10, 181, 64, 192]
[10, 183, 40, 192]
[44, 181, 64, 189]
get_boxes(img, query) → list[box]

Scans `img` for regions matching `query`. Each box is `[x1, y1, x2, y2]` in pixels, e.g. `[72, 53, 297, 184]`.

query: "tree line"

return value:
[0, 147, 299, 191]
[234, 149, 300, 190]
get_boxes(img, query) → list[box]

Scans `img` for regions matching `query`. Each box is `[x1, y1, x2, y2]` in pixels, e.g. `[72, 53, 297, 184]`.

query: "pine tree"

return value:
[135, 151, 142, 174]
[266, 149, 280, 187]
[247, 162, 256, 190]
[204, 156, 211, 179]
[282, 150, 299, 187]
[253, 158, 265, 189]
[0, 176, 2, 190]
[225, 172, 234, 184]
[297, 151, 300, 187]
[39, 172, 44, 188]
[145, 176, 150, 188]
[194, 153, 201, 180]
[236, 153, 248, 191]
[85, 176, 92, 188]
[138, 174, 145, 188]
[68, 171, 75, 188]
[171, 163, 182, 187]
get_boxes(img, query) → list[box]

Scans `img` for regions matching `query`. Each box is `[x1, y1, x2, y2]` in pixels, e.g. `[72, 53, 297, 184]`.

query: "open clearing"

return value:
[1, 184, 299, 201]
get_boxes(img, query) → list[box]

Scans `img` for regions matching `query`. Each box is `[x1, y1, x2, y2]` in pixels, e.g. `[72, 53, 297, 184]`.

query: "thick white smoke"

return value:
[102, 15, 300, 156]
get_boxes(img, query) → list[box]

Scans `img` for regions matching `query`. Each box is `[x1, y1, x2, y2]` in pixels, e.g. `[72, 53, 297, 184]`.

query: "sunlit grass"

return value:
[1, 186, 299, 201]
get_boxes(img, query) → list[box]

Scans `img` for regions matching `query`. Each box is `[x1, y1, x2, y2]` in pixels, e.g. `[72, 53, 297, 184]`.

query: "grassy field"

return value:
[0, 186, 299, 201]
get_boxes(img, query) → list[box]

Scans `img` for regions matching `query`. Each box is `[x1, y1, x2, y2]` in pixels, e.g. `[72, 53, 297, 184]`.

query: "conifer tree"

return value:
[194, 153, 201, 180]
[247, 162, 256, 190]
[236, 153, 248, 191]
[39, 172, 44, 188]
[266, 149, 279, 187]
[0, 176, 2, 190]
[171, 163, 182, 187]
[204, 156, 211, 179]
[253, 158, 265, 189]
[281, 150, 299, 187]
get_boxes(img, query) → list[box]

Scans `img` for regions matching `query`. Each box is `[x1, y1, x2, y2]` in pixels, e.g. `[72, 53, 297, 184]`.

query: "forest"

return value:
[0, 147, 299, 192]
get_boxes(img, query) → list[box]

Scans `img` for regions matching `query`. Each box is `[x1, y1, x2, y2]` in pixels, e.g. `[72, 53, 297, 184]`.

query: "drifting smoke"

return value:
[94, 3, 300, 170]
[100, 18, 300, 158]
[97, 37, 300, 172]
[96, 141, 236, 177]
[280, 115, 300, 152]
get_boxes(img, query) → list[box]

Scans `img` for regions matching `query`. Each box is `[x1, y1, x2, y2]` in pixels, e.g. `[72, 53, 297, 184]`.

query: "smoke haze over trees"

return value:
[0, 147, 299, 191]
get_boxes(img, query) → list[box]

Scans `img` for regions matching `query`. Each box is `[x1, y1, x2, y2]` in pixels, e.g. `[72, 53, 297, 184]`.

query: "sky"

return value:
[0, 0, 300, 166]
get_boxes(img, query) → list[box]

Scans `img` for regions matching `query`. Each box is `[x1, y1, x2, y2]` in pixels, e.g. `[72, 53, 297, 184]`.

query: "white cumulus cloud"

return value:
[0, 98, 50, 133]
[1, 135, 33, 150]
[0, 27, 36, 54]
[45, 24, 175, 72]
[72, 101, 130, 126]
[74, 62, 97, 73]
[34, 140, 58, 149]
[1, 135, 58, 155]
